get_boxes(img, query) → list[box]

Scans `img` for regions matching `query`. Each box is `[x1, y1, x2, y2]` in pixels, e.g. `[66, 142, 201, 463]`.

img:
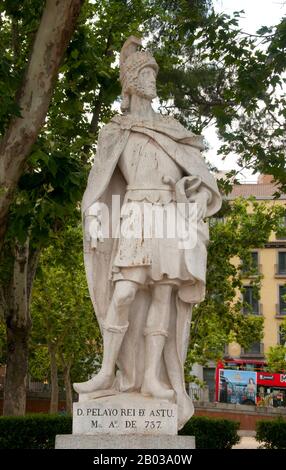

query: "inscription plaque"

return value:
[73, 394, 177, 435]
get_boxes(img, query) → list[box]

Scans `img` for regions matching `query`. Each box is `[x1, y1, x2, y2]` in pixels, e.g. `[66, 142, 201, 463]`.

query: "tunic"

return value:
[111, 131, 196, 286]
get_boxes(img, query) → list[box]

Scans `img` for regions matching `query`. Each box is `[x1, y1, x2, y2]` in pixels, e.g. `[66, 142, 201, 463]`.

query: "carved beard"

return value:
[131, 81, 157, 100]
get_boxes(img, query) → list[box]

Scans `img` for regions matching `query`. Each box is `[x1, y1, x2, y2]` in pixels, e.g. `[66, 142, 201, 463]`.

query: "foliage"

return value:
[2, 1, 286, 199]
[28, 345, 50, 382]
[0, 0, 157, 375]
[30, 224, 102, 384]
[0, 0, 157, 253]
[0, 1, 156, 267]
[265, 304, 286, 372]
[0, 1, 285, 244]
[0, 0, 45, 132]
[1, 0, 286, 409]
[179, 415, 240, 449]
[0, 414, 72, 449]
[266, 344, 286, 373]
[0, 0, 154, 413]
[256, 417, 286, 449]
[148, 2, 286, 191]
[186, 198, 285, 367]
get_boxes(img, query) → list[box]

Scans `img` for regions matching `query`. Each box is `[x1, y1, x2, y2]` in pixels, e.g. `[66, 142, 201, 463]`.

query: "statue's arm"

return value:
[172, 175, 215, 221]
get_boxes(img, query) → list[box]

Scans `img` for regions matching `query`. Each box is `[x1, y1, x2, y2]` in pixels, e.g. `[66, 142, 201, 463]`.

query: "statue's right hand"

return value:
[84, 215, 103, 248]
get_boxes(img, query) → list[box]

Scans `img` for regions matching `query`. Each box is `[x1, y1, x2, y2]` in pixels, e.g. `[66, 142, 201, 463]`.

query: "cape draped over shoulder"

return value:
[82, 113, 222, 428]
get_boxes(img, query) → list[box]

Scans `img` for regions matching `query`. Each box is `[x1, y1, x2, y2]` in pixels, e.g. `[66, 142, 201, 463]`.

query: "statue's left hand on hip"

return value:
[188, 189, 210, 221]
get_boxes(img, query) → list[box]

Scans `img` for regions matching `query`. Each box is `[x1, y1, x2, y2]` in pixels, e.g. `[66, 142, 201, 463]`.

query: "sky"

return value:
[204, 0, 285, 181]
[214, 0, 285, 31]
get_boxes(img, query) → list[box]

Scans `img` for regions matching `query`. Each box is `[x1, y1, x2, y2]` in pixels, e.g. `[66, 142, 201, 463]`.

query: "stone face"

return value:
[55, 434, 195, 449]
[73, 393, 177, 436]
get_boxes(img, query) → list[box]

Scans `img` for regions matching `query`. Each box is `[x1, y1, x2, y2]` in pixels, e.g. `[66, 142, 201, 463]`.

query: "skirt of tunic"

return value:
[111, 194, 196, 287]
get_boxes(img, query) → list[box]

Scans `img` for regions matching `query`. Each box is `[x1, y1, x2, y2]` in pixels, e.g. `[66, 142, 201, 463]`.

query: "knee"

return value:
[113, 282, 137, 308]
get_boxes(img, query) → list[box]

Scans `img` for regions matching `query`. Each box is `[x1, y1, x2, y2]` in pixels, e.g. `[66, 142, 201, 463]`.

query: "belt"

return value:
[126, 185, 174, 191]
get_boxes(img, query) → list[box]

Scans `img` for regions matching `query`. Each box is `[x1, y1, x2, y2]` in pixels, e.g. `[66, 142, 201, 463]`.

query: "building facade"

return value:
[200, 175, 286, 401]
[227, 174, 286, 360]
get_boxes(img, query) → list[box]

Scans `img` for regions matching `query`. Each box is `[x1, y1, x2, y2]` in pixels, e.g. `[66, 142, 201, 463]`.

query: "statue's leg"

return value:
[73, 280, 139, 394]
[141, 284, 174, 400]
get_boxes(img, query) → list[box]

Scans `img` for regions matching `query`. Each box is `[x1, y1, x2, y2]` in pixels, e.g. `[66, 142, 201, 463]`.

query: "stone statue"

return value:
[73, 36, 222, 429]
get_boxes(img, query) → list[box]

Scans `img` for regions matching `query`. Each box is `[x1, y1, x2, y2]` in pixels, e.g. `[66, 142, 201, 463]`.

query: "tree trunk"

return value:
[63, 363, 73, 414]
[0, 0, 83, 251]
[2, 239, 41, 415]
[82, 87, 104, 162]
[3, 325, 29, 415]
[89, 88, 104, 134]
[11, 17, 20, 61]
[48, 341, 59, 413]
[82, 31, 113, 161]
[3, 239, 31, 415]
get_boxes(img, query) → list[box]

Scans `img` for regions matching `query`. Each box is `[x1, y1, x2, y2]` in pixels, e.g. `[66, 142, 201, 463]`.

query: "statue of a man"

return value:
[74, 36, 221, 428]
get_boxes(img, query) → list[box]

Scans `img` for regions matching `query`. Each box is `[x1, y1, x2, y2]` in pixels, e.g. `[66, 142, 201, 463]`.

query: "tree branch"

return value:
[0, 0, 84, 252]
[81, 29, 113, 161]
[11, 17, 20, 61]
[89, 88, 104, 135]
[268, 109, 283, 127]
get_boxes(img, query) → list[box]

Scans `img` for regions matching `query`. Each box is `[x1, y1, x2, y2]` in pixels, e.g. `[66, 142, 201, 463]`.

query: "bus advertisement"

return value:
[219, 369, 257, 405]
[216, 359, 286, 407]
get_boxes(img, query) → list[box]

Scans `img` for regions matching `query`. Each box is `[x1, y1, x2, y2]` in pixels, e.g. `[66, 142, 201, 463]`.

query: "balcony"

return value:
[240, 342, 264, 358]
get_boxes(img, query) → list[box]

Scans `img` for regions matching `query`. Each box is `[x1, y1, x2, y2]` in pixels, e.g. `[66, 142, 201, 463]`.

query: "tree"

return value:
[31, 224, 102, 413]
[266, 319, 286, 372]
[266, 345, 286, 372]
[185, 197, 285, 370]
[148, 2, 286, 191]
[29, 345, 50, 383]
[1, 0, 285, 414]
[0, 0, 83, 417]
[0, 0, 83, 251]
[0, 0, 152, 416]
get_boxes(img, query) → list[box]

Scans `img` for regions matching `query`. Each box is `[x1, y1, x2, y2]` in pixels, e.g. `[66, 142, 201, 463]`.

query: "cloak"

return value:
[82, 112, 222, 428]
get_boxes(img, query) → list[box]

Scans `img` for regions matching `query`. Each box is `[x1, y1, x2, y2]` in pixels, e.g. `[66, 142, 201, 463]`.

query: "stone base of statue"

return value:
[55, 434, 195, 449]
[55, 392, 195, 449]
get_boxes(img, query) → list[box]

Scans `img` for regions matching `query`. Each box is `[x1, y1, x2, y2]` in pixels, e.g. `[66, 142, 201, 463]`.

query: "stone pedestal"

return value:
[55, 434, 195, 449]
[55, 393, 195, 449]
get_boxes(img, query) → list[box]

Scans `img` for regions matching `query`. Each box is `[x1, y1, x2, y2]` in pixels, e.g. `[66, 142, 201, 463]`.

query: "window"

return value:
[278, 325, 286, 346]
[279, 286, 286, 315]
[241, 342, 264, 356]
[278, 252, 286, 275]
[242, 252, 259, 274]
[243, 286, 259, 315]
[276, 216, 286, 240]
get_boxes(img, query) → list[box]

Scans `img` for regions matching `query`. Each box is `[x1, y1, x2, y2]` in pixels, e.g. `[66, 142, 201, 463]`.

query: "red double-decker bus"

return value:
[215, 358, 286, 407]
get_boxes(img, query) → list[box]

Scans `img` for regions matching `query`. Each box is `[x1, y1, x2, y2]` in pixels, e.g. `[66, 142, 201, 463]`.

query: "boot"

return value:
[73, 323, 128, 394]
[141, 331, 174, 400]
